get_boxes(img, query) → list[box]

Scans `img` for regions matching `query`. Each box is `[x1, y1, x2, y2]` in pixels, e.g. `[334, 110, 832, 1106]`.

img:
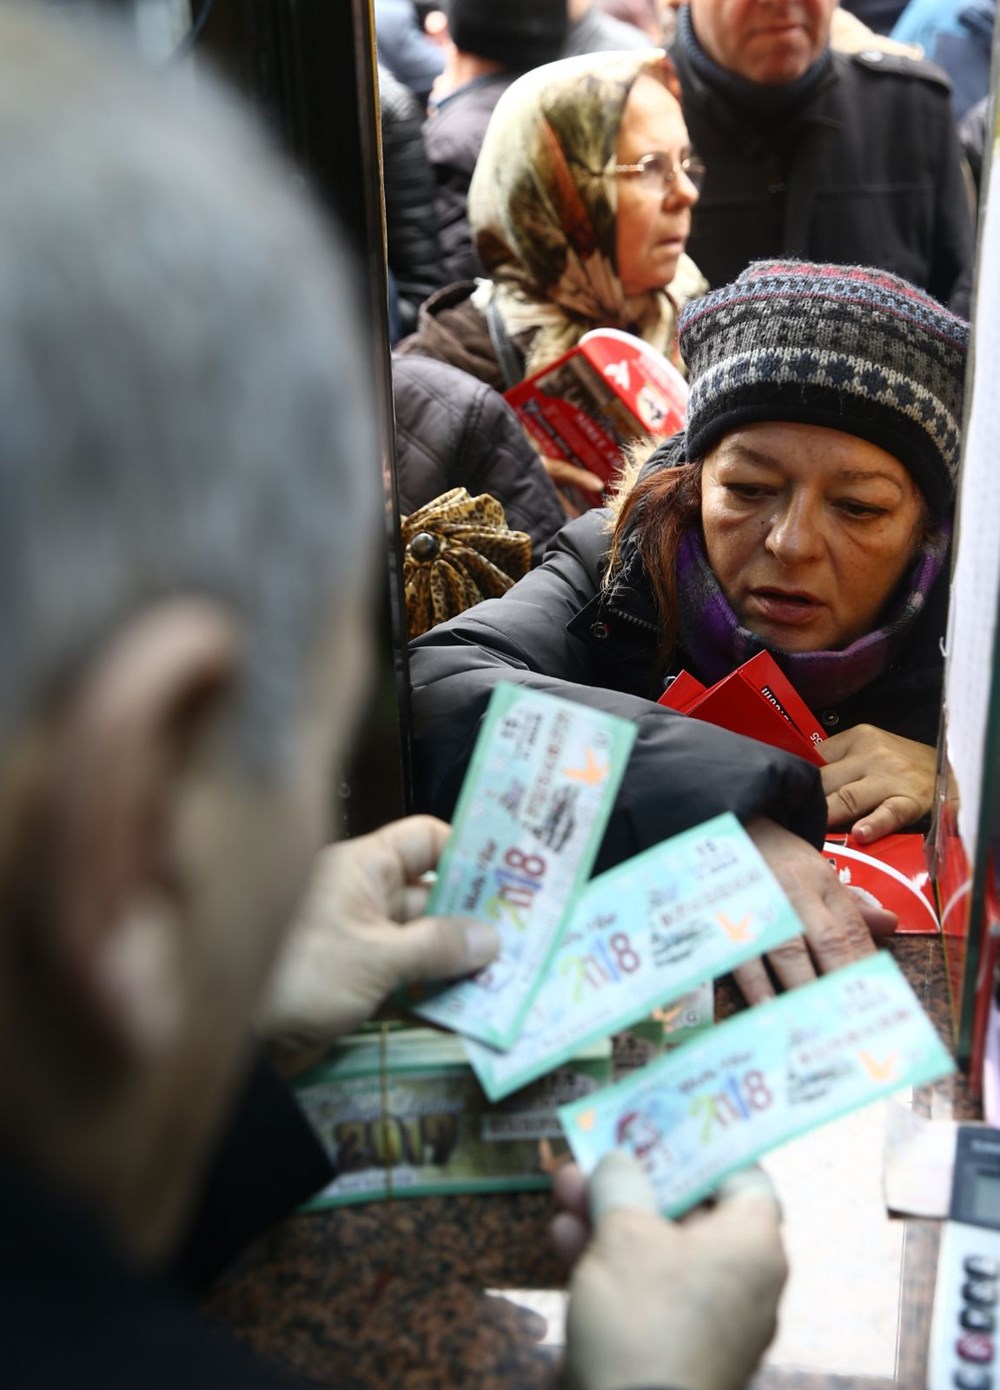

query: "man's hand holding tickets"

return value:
[258, 816, 499, 1076]
[554, 1153, 787, 1390]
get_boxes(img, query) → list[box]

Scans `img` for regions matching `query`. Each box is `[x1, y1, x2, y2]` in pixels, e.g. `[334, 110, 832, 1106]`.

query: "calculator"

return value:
[929, 1127, 1000, 1390]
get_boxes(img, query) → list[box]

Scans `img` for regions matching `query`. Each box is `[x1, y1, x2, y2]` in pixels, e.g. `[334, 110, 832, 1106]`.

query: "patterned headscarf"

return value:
[468, 49, 706, 377]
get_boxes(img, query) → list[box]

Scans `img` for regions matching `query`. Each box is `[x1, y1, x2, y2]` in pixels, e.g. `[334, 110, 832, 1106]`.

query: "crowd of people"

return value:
[0, 0, 991, 1387]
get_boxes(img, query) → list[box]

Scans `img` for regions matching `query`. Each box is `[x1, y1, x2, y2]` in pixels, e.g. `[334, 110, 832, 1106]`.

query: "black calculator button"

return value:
[963, 1309, 998, 1334]
[957, 1334, 995, 1364]
[965, 1283, 1000, 1308]
[955, 1369, 993, 1390]
[968, 1259, 1000, 1281]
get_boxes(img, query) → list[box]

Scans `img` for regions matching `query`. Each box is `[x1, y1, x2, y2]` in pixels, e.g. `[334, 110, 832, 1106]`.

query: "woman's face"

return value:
[615, 76, 698, 297]
[700, 422, 927, 653]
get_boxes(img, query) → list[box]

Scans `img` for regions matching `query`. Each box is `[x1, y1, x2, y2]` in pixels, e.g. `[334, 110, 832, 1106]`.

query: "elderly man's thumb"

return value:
[390, 916, 500, 986]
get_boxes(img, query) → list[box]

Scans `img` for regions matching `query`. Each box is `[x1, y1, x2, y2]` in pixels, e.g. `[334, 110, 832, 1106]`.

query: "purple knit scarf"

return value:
[674, 523, 952, 708]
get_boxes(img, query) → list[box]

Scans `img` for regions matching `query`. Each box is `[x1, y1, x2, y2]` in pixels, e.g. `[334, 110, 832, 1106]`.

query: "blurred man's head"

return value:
[596, 0, 665, 42]
[445, 0, 568, 69]
[0, 6, 379, 1262]
[687, 0, 837, 84]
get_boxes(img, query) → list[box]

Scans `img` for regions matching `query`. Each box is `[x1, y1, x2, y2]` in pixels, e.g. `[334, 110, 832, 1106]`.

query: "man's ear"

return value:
[21, 600, 242, 1068]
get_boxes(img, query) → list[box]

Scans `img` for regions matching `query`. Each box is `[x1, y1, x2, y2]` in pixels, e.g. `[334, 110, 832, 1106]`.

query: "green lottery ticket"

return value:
[408, 684, 636, 1050]
[465, 813, 802, 1100]
[558, 951, 955, 1217]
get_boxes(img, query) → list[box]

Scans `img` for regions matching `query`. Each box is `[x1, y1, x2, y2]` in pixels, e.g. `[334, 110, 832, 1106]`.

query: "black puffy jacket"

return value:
[379, 65, 446, 338]
[393, 355, 565, 564]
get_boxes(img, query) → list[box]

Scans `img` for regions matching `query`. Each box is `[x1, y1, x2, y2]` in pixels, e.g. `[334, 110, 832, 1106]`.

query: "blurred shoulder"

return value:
[840, 45, 953, 94]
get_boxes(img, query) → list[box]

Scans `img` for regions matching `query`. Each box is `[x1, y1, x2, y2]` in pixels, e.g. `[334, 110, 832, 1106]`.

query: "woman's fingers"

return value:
[541, 454, 606, 493]
[820, 726, 936, 839]
[731, 955, 777, 1004]
[850, 795, 923, 845]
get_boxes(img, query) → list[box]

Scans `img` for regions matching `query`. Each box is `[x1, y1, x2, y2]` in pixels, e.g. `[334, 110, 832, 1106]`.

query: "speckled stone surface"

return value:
[205, 938, 978, 1390]
[205, 1191, 562, 1388]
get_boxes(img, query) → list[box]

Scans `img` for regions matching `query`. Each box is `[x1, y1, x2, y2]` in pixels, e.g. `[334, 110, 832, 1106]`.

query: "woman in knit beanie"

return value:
[412, 260, 968, 879]
[412, 260, 969, 995]
[607, 259, 968, 842]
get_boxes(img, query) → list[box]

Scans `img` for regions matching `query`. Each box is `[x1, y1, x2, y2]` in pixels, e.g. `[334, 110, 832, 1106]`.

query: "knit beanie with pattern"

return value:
[446, 0, 569, 70]
[678, 260, 970, 516]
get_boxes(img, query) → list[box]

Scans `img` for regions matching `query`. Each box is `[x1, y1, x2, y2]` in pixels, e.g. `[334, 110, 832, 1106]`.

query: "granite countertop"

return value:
[206, 936, 977, 1390]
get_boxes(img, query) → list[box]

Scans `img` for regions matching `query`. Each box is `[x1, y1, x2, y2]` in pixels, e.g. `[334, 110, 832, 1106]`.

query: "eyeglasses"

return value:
[612, 152, 707, 196]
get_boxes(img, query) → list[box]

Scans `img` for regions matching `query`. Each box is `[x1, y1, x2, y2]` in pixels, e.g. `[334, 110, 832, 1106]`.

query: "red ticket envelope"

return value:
[659, 652, 826, 766]
[657, 656, 936, 934]
[822, 833, 939, 935]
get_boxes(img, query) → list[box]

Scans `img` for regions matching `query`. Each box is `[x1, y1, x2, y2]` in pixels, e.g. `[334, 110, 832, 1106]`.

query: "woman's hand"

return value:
[820, 724, 937, 844]
[540, 454, 607, 518]
[730, 816, 895, 1004]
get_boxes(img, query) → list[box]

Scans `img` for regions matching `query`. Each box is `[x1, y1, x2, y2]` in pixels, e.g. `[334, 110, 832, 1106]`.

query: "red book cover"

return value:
[504, 328, 688, 500]
[726, 651, 826, 754]
[684, 676, 820, 763]
[658, 652, 825, 766]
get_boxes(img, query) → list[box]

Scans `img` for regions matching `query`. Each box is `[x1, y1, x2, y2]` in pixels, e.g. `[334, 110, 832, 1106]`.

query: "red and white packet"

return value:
[822, 833, 939, 935]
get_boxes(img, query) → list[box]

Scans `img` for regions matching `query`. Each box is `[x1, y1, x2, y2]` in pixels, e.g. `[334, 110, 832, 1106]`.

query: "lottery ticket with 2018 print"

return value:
[465, 813, 803, 1101]
[408, 684, 636, 1050]
[559, 951, 954, 1217]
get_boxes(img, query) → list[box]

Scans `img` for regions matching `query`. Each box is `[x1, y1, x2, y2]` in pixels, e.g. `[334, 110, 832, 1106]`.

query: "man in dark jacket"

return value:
[669, 0, 973, 307]
[425, 0, 651, 283]
[960, 94, 990, 201]
[2, 10, 790, 1390]
[425, 74, 517, 283]
[424, 0, 569, 282]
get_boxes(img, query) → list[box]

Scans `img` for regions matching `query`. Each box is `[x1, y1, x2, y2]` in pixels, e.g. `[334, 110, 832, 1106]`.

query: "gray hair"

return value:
[0, 5, 380, 775]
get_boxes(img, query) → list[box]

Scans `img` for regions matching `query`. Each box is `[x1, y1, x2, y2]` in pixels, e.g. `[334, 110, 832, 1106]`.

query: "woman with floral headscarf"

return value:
[398, 48, 706, 503]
